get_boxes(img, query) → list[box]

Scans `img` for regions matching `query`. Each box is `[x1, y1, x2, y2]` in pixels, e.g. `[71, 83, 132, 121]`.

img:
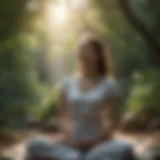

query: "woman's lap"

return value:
[26, 137, 135, 160]
[86, 139, 135, 160]
[26, 137, 81, 160]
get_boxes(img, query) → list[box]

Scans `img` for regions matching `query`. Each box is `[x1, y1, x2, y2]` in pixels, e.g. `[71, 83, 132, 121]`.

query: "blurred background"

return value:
[0, 0, 160, 159]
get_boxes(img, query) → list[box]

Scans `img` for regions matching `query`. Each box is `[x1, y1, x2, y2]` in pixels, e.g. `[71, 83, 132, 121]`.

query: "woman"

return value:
[26, 36, 135, 160]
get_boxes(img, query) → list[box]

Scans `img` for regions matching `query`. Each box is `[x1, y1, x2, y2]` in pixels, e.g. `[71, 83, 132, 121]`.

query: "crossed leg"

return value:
[85, 139, 136, 160]
[26, 138, 136, 160]
[25, 137, 81, 160]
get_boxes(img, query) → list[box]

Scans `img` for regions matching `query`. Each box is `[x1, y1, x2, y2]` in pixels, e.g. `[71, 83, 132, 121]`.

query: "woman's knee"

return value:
[115, 140, 136, 160]
[85, 140, 134, 160]
[26, 138, 51, 156]
[26, 138, 54, 160]
[113, 140, 134, 153]
[27, 138, 41, 151]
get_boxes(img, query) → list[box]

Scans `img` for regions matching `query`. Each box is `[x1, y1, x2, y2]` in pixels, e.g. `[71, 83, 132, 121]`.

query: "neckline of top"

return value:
[74, 76, 107, 95]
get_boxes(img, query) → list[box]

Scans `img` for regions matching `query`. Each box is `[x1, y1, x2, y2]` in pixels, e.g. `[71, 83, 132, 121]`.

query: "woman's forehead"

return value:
[79, 42, 96, 51]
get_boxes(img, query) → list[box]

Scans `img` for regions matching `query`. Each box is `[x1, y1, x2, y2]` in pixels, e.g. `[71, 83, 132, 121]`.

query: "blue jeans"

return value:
[26, 137, 136, 160]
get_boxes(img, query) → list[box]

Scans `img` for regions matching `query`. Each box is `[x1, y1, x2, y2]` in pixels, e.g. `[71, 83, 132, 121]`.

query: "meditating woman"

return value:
[26, 35, 135, 160]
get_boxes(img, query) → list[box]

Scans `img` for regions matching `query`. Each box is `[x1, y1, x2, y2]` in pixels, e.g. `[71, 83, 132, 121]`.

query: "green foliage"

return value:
[0, 0, 27, 43]
[93, 0, 160, 77]
[30, 86, 60, 120]
[0, 0, 160, 130]
[0, 38, 45, 129]
[126, 69, 160, 121]
[0, 0, 49, 129]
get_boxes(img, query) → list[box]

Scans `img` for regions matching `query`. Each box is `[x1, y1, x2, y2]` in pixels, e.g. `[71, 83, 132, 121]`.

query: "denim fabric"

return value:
[26, 138, 135, 160]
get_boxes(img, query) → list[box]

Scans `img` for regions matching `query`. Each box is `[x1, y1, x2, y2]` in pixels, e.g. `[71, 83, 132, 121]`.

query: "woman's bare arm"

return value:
[59, 93, 70, 139]
[101, 95, 120, 136]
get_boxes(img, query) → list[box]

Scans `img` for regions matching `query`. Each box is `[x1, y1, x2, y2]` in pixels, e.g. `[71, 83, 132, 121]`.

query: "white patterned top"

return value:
[60, 77, 119, 142]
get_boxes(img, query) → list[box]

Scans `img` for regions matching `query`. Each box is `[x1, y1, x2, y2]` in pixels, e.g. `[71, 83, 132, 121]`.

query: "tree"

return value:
[120, 0, 160, 61]
[0, 0, 47, 129]
[0, 0, 27, 44]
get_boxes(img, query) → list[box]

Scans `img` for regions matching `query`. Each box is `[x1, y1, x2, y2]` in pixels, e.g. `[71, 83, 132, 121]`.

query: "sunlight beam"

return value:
[46, 1, 69, 27]
[53, 2, 68, 25]
[70, 0, 85, 10]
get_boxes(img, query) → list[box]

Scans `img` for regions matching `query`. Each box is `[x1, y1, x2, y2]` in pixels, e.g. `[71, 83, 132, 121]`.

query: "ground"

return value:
[0, 130, 159, 160]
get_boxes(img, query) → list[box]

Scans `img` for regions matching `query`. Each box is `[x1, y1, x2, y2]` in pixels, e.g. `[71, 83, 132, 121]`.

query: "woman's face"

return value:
[78, 44, 99, 76]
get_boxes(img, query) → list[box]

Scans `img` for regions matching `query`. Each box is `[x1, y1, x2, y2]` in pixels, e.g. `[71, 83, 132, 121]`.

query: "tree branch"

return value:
[120, 0, 160, 61]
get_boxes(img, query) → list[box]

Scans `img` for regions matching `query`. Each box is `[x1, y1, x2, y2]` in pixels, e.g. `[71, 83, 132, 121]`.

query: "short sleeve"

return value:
[106, 78, 120, 99]
[59, 78, 70, 95]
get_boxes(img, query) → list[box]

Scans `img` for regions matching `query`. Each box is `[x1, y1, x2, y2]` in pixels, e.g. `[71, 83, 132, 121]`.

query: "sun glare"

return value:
[46, 1, 69, 27]
[53, 2, 68, 25]
[45, 0, 85, 28]
[70, 0, 85, 10]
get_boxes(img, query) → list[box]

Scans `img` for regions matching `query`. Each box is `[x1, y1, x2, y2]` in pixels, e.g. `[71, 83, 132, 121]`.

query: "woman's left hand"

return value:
[65, 137, 96, 150]
[76, 130, 112, 150]
[69, 134, 110, 150]
[71, 140, 96, 150]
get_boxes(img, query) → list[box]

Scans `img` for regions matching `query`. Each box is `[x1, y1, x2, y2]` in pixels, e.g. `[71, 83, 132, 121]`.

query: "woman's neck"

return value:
[80, 73, 103, 82]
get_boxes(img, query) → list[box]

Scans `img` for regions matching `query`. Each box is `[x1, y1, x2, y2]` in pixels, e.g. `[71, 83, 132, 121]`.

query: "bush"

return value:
[34, 85, 61, 122]
[0, 39, 46, 130]
[126, 69, 160, 124]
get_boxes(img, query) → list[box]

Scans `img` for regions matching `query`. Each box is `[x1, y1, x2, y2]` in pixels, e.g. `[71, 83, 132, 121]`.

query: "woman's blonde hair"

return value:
[77, 34, 113, 77]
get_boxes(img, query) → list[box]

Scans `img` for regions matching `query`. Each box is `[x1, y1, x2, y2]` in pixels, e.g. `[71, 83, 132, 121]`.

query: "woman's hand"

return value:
[66, 131, 111, 150]
[67, 139, 96, 150]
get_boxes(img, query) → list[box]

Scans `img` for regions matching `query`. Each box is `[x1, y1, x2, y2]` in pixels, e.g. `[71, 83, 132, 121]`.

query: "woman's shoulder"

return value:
[61, 76, 76, 85]
[104, 77, 120, 96]
[105, 77, 118, 86]
[59, 76, 76, 92]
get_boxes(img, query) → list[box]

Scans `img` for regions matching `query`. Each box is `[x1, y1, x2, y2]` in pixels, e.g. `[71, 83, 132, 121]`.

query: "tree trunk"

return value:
[120, 0, 160, 62]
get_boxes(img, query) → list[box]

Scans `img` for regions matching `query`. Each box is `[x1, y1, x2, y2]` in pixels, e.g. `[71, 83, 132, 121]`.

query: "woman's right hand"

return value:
[65, 137, 96, 150]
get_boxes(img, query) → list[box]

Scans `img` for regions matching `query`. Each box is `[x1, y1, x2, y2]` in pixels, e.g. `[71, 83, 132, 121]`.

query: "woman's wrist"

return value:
[93, 130, 112, 145]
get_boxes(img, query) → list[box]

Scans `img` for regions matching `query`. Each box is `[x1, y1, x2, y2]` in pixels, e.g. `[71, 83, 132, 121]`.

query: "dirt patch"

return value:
[0, 131, 160, 160]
